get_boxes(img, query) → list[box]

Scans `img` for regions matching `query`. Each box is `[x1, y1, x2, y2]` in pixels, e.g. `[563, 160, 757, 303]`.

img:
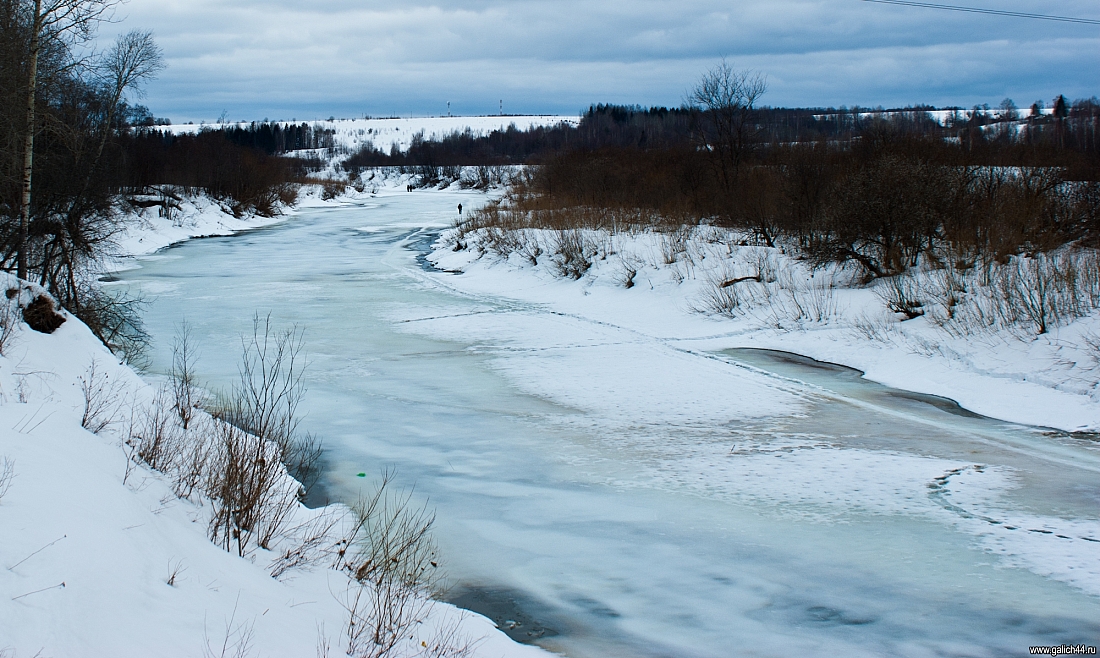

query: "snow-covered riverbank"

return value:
[429, 225, 1100, 433]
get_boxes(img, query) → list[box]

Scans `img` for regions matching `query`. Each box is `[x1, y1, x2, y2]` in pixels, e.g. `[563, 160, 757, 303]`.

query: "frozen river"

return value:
[115, 190, 1100, 658]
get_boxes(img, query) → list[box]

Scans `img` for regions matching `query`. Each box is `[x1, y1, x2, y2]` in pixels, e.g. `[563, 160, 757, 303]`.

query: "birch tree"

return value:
[16, 0, 119, 280]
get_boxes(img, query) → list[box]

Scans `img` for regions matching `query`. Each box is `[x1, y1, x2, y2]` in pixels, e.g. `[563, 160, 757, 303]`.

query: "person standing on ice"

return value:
[458, 203, 463, 215]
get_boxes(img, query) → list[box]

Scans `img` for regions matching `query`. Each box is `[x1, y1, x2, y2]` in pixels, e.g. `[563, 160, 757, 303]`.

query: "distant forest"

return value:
[177, 99, 1098, 171]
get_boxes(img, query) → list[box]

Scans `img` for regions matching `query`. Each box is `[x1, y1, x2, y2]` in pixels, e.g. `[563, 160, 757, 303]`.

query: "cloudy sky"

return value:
[100, 0, 1098, 123]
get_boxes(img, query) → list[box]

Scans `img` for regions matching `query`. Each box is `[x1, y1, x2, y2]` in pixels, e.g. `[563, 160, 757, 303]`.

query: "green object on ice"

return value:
[357, 472, 366, 478]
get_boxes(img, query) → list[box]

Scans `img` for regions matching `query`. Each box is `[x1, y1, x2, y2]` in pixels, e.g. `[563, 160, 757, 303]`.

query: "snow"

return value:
[428, 229, 1100, 434]
[0, 274, 553, 652]
[420, 223, 1100, 607]
[109, 192, 292, 264]
[7, 165, 1099, 655]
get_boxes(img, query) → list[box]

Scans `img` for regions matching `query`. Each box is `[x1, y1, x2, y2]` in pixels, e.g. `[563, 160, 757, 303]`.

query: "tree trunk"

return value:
[19, 0, 43, 281]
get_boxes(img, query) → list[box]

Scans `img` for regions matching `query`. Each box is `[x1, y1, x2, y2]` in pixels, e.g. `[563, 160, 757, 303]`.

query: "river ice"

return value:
[114, 187, 1100, 658]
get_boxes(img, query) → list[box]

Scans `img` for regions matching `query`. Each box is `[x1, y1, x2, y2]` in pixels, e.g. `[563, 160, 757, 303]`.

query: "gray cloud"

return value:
[100, 0, 1099, 122]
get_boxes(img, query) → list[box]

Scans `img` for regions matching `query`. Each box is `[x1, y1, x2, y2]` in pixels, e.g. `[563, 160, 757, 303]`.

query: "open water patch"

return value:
[446, 584, 564, 643]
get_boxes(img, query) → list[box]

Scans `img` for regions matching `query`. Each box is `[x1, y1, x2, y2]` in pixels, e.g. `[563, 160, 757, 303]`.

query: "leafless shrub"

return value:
[850, 312, 898, 342]
[121, 316, 327, 559]
[926, 265, 966, 322]
[752, 268, 839, 325]
[993, 253, 1097, 335]
[172, 419, 214, 500]
[876, 275, 924, 320]
[616, 256, 638, 289]
[127, 383, 209, 496]
[748, 249, 777, 284]
[420, 616, 481, 658]
[321, 181, 347, 201]
[798, 279, 840, 323]
[316, 625, 333, 658]
[551, 230, 595, 279]
[933, 251, 1100, 338]
[130, 398, 301, 558]
[203, 596, 256, 658]
[338, 474, 441, 658]
[215, 314, 323, 498]
[167, 559, 186, 587]
[697, 269, 745, 316]
[75, 286, 151, 370]
[481, 227, 541, 265]
[221, 314, 305, 445]
[901, 333, 956, 359]
[0, 457, 14, 503]
[207, 421, 299, 556]
[659, 229, 689, 265]
[459, 165, 512, 190]
[170, 322, 204, 429]
[133, 386, 185, 473]
[79, 359, 128, 434]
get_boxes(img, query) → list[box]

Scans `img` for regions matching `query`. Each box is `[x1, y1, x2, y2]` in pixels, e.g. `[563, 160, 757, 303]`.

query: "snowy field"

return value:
[158, 115, 579, 154]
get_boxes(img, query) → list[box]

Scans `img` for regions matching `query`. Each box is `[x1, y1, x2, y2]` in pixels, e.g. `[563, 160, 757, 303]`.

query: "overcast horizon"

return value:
[98, 0, 1098, 124]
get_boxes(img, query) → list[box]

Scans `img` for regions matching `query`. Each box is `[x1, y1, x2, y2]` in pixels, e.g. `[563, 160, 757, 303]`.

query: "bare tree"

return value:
[85, 29, 162, 184]
[79, 357, 128, 433]
[16, 0, 120, 280]
[686, 61, 767, 196]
